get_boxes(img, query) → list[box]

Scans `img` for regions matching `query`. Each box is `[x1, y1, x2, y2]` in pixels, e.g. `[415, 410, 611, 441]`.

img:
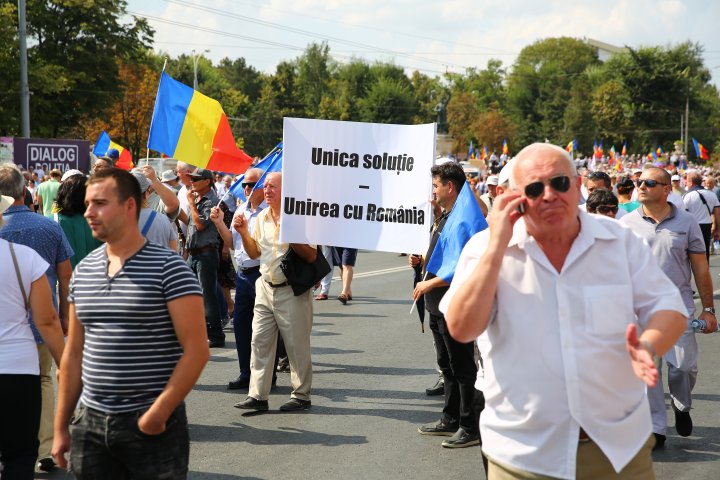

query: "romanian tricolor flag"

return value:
[502, 139, 509, 155]
[594, 141, 603, 159]
[621, 142, 627, 157]
[566, 139, 576, 153]
[147, 72, 252, 174]
[93, 131, 134, 170]
[468, 140, 474, 160]
[608, 145, 616, 166]
[656, 146, 664, 157]
[692, 137, 709, 161]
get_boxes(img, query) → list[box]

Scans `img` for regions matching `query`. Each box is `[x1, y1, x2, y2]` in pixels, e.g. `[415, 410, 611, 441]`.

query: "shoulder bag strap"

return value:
[696, 190, 711, 216]
[141, 210, 158, 237]
[9, 242, 29, 312]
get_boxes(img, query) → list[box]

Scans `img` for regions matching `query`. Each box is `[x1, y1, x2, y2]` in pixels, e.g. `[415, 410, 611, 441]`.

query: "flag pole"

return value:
[146, 58, 168, 166]
[216, 144, 280, 208]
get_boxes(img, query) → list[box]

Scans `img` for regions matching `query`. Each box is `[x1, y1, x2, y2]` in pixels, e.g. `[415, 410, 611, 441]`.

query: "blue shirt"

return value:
[0, 204, 74, 342]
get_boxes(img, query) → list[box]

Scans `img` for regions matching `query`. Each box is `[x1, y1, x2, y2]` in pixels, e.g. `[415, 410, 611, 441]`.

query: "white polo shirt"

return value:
[682, 187, 719, 224]
[440, 211, 687, 479]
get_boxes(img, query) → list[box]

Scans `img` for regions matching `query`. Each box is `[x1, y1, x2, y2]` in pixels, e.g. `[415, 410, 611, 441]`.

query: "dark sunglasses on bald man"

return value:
[242, 181, 257, 189]
[524, 175, 572, 199]
[637, 179, 668, 188]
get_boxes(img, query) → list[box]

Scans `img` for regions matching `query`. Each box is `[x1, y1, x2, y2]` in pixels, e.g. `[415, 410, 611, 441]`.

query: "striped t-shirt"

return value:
[69, 242, 202, 413]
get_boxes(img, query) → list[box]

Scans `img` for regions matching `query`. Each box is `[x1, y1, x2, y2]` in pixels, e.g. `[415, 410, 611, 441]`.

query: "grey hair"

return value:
[509, 143, 577, 189]
[0, 164, 27, 200]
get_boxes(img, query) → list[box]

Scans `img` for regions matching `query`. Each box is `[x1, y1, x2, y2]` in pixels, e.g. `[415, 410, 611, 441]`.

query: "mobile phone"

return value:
[516, 202, 525, 215]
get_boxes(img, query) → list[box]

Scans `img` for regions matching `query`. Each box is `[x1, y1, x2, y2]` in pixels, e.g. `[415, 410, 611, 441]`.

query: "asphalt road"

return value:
[37, 250, 720, 480]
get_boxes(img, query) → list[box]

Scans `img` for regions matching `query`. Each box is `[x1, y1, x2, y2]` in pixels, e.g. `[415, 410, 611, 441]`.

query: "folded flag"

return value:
[229, 143, 283, 201]
[692, 137, 709, 161]
[93, 131, 134, 170]
[147, 72, 252, 174]
[566, 139, 576, 153]
[426, 182, 488, 283]
[502, 138, 509, 155]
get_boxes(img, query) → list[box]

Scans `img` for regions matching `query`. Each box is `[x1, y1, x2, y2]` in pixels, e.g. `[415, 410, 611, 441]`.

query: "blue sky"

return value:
[126, 0, 720, 84]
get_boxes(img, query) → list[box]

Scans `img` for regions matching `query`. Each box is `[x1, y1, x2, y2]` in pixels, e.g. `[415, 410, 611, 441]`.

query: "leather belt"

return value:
[265, 280, 289, 288]
[240, 265, 260, 273]
[187, 245, 216, 256]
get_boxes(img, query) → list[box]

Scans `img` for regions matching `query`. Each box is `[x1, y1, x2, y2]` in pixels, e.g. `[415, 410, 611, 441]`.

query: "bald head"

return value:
[510, 143, 576, 189]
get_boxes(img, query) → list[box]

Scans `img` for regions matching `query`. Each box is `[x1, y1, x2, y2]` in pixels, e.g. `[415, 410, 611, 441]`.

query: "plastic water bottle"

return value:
[691, 319, 718, 333]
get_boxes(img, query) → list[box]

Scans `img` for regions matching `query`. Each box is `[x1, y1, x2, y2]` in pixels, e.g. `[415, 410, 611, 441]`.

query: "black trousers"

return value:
[429, 312, 479, 433]
[700, 223, 712, 261]
[0, 374, 41, 480]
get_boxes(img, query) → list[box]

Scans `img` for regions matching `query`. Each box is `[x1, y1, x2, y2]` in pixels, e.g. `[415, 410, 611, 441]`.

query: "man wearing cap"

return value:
[140, 165, 180, 221]
[130, 170, 178, 251]
[36, 169, 62, 218]
[161, 170, 181, 193]
[621, 166, 717, 450]
[0, 163, 73, 471]
[185, 168, 225, 348]
[671, 174, 686, 196]
[479, 176, 498, 214]
[92, 155, 114, 174]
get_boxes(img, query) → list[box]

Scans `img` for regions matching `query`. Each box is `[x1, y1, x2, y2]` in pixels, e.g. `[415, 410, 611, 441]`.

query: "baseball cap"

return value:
[671, 175, 681, 181]
[190, 168, 214, 181]
[160, 169, 178, 183]
[486, 175, 499, 186]
[106, 149, 120, 160]
[130, 171, 151, 193]
[61, 169, 84, 182]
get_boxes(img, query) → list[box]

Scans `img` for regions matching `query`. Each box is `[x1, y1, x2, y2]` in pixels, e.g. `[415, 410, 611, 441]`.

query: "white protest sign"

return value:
[280, 118, 434, 254]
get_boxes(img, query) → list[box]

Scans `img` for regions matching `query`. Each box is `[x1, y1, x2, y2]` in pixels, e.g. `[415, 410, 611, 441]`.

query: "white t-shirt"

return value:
[0, 239, 50, 375]
[139, 208, 178, 250]
[683, 188, 719, 224]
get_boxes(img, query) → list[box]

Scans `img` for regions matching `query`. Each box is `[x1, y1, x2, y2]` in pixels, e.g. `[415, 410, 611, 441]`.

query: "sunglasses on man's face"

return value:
[595, 205, 618, 215]
[637, 179, 668, 188]
[242, 181, 257, 189]
[524, 175, 572, 199]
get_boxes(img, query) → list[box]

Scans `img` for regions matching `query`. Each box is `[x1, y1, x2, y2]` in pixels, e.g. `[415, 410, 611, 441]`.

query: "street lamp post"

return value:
[191, 49, 209, 91]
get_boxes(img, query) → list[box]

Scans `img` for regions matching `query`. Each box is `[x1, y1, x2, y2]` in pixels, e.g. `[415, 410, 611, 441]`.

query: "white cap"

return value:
[61, 169, 84, 182]
[486, 175, 499, 186]
[131, 171, 151, 193]
[498, 158, 515, 186]
[671, 174, 681, 181]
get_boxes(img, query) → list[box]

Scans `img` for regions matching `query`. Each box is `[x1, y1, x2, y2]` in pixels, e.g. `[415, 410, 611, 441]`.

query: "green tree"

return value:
[446, 91, 480, 154]
[24, 0, 153, 137]
[295, 42, 334, 118]
[591, 80, 633, 146]
[358, 77, 417, 124]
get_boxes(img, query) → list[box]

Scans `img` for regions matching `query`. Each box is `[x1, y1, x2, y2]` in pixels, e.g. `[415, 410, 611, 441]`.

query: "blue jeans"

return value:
[188, 250, 224, 342]
[234, 267, 261, 379]
[69, 404, 189, 480]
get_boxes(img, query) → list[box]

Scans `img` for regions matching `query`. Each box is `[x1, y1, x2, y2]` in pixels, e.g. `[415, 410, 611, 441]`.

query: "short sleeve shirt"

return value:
[683, 187, 719, 224]
[252, 208, 289, 284]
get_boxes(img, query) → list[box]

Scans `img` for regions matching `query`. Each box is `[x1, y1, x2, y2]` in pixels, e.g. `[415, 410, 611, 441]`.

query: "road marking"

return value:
[335, 265, 409, 281]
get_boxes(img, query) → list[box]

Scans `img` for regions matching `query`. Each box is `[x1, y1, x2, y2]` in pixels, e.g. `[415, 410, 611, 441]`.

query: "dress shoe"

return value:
[425, 377, 445, 396]
[37, 456, 56, 472]
[417, 420, 458, 436]
[652, 433, 666, 451]
[228, 376, 250, 390]
[672, 402, 693, 437]
[442, 428, 480, 448]
[208, 338, 225, 348]
[234, 397, 268, 411]
[279, 398, 311, 411]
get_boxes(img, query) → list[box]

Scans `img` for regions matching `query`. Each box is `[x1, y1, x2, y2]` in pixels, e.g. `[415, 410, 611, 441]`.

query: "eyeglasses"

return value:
[637, 179, 668, 188]
[595, 205, 618, 215]
[242, 181, 257, 189]
[524, 175, 572, 199]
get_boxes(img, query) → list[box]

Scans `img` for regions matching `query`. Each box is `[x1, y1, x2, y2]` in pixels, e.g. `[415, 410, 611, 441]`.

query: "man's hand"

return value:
[413, 280, 433, 300]
[626, 324, 659, 388]
[698, 311, 718, 333]
[186, 190, 197, 207]
[209, 206, 224, 226]
[486, 191, 525, 250]
[52, 427, 71, 469]
[142, 165, 158, 183]
[232, 214, 248, 233]
[409, 254, 422, 267]
[138, 409, 168, 436]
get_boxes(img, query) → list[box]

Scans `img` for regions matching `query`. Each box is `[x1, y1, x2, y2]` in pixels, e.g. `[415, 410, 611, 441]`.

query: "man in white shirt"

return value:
[441, 143, 687, 479]
[683, 170, 720, 260]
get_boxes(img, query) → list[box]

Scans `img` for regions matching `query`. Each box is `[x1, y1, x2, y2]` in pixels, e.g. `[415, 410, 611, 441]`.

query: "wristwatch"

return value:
[704, 307, 716, 315]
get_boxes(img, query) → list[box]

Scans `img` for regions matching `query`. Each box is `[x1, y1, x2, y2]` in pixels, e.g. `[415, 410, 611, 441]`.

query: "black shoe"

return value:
[425, 377, 445, 396]
[672, 402, 693, 437]
[208, 338, 225, 348]
[418, 420, 458, 436]
[234, 397, 268, 411]
[279, 398, 311, 411]
[228, 376, 250, 390]
[221, 315, 231, 329]
[276, 359, 290, 373]
[652, 433, 666, 451]
[37, 456, 56, 472]
[442, 428, 480, 448]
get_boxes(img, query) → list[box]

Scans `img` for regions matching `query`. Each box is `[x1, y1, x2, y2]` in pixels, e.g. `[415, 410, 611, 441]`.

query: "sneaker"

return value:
[418, 420, 458, 436]
[672, 402, 693, 437]
[652, 433, 666, 451]
[425, 377, 445, 396]
[37, 456, 56, 472]
[279, 398, 311, 411]
[233, 397, 269, 411]
[442, 428, 480, 448]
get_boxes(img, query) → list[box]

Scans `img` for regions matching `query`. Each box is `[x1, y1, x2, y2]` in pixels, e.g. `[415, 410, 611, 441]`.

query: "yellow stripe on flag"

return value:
[174, 91, 224, 169]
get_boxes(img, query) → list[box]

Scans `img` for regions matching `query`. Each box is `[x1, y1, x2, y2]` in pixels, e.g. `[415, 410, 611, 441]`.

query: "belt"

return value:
[240, 265, 260, 273]
[187, 245, 216, 256]
[265, 280, 289, 288]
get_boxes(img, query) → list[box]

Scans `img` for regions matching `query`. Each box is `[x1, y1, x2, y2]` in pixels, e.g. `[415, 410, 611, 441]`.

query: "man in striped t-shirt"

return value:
[52, 168, 209, 479]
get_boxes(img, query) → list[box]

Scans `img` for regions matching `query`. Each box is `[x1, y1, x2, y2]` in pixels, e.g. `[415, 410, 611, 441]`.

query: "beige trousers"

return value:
[488, 434, 656, 480]
[37, 343, 55, 458]
[248, 279, 313, 401]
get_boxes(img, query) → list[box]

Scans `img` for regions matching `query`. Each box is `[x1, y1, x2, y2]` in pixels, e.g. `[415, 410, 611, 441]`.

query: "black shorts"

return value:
[332, 247, 358, 267]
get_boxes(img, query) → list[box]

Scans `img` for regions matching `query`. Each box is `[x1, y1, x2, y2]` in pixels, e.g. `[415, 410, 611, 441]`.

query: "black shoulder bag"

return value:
[280, 246, 331, 296]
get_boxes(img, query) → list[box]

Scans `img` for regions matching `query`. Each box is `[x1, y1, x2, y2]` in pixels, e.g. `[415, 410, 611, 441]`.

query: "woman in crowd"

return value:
[586, 189, 620, 219]
[616, 176, 641, 213]
[54, 173, 102, 269]
[0, 195, 65, 479]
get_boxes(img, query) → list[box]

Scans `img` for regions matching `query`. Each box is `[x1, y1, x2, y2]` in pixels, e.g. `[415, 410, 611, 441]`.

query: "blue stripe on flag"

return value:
[147, 72, 195, 156]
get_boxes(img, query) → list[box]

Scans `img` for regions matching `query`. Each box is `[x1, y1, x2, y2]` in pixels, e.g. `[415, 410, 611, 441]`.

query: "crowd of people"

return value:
[0, 141, 717, 479]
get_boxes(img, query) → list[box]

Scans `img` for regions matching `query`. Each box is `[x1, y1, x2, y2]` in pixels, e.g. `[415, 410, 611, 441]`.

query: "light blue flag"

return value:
[229, 143, 283, 201]
[426, 182, 488, 283]
[92, 131, 110, 156]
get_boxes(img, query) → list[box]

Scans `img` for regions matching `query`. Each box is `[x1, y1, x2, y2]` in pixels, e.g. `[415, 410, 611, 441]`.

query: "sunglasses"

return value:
[587, 171, 610, 180]
[242, 181, 257, 189]
[637, 179, 668, 188]
[524, 175, 572, 199]
[595, 205, 618, 215]
[190, 177, 208, 182]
